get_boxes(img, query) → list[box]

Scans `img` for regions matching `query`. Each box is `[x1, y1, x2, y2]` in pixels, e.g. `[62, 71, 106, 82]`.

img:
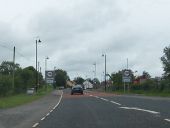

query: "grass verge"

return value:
[0, 86, 53, 109]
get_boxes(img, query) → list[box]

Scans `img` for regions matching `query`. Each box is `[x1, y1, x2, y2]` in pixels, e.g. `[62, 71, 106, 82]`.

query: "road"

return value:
[0, 90, 62, 128]
[36, 89, 170, 128]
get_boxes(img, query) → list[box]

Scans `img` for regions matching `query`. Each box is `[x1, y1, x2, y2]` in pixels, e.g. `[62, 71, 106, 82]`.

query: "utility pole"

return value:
[93, 62, 96, 78]
[38, 61, 40, 88]
[35, 38, 41, 92]
[12, 46, 15, 89]
[105, 54, 106, 92]
[102, 54, 107, 92]
[127, 58, 129, 69]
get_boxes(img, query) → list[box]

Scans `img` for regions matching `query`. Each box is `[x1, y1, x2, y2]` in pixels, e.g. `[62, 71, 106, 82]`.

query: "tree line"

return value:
[0, 61, 43, 96]
[106, 45, 170, 93]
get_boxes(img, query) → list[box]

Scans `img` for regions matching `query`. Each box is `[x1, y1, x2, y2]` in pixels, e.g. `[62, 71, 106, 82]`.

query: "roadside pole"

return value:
[12, 46, 15, 89]
[124, 82, 125, 93]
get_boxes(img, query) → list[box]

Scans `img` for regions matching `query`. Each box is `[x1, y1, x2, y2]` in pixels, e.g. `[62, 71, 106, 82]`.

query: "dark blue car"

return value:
[71, 85, 83, 95]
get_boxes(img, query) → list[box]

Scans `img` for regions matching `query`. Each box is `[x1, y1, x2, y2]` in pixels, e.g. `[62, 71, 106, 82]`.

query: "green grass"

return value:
[0, 86, 53, 109]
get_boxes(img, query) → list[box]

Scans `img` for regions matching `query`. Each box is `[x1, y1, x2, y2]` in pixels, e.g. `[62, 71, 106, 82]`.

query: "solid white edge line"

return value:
[120, 107, 160, 114]
[33, 90, 63, 127]
[110, 101, 121, 106]
[164, 119, 170, 122]
[32, 123, 39, 128]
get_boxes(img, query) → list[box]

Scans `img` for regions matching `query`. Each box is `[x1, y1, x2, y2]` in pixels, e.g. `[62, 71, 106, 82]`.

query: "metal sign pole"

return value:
[124, 82, 125, 93]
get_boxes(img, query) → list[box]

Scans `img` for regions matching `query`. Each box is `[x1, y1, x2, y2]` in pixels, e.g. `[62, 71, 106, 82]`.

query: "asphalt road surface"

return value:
[36, 89, 170, 128]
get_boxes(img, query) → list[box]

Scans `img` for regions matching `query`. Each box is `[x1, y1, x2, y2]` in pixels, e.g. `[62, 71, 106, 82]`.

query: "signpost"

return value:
[122, 69, 131, 92]
[45, 70, 54, 84]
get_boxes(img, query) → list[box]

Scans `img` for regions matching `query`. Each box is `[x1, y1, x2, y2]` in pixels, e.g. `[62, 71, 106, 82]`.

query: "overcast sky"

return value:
[0, 0, 170, 80]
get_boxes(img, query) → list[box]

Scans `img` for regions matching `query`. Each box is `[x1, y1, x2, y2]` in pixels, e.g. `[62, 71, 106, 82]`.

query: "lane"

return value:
[37, 90, 170, 128]
[100, 94, 170, 119]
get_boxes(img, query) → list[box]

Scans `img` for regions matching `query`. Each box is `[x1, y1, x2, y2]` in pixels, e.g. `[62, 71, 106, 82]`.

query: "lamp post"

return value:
[93, 62, 96, 78]
[45, 56, 49, 71]
[35, 38, 41, 92]
[102, 54, 106, 92]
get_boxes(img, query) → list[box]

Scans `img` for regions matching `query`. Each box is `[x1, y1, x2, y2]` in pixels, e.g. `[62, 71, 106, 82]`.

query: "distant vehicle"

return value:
[59, 86, 65, 90]
[71, 85, 83, 95]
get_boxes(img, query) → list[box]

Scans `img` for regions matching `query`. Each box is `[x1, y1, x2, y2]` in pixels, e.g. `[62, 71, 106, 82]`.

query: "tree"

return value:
[74, 77, 85, 85]
[0, 61, 20, 75]
[161, 45, 170, 78]
[142, 71, 151, 79]
[54, 69, 69, 88]
[111, 71, 123, 86]
[92, 78, 100, 85]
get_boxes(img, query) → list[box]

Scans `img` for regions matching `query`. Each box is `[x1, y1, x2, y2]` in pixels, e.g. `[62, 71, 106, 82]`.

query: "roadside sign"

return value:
[122, 70, 131, 83]
[45, 70, 54, 84]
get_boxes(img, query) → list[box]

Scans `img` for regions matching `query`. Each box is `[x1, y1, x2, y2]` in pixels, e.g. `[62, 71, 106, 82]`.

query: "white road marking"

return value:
[100, 98, 109, 102]
[32, 91, 63, 128]
[110, 101, 121, 106]
[41, 117, 45, 121]
[94, 96, 99, 98]
[53, 91, 63, 109]
[46, 113, 50, 116]
[164, 119, 170, 122]
[32, 123, 39, 127]
[120, 107, 160, 114]
[89, 95, 93, 96]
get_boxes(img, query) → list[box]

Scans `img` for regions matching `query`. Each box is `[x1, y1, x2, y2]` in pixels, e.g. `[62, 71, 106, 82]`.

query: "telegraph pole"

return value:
[12, 46, 15, 89]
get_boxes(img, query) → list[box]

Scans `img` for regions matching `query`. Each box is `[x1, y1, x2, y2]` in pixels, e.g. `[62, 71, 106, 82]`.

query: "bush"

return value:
[0, 75, 13, 96]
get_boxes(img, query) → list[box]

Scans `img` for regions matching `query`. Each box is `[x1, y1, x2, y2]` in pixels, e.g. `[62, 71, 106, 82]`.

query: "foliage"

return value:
[74, 77, 85, 85]
[111, 71, 123, 86]
[0, 61, 20, 75]
[142, 71, 151, 79]
[0, 61, 43, 97]
[92, 78, 100, 85]
[161, 45, 170, 78]
[54, 69, 69, 88]
[0, 75, 13, 96]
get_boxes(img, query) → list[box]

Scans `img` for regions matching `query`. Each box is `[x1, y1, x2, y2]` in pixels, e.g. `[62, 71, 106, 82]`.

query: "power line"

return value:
[0, 43, 31, 61]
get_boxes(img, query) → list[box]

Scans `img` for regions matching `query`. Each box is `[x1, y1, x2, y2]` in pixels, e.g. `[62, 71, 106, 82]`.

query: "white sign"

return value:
[45, 70, 54, 84]
[122, 70, 131, 83]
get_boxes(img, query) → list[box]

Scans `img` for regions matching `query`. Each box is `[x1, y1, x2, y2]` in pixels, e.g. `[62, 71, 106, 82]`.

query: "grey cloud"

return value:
[0, 0, 170, 79]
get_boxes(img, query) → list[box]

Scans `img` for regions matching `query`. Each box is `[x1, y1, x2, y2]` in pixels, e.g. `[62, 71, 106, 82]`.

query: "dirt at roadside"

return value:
[0, 90, 62, 128]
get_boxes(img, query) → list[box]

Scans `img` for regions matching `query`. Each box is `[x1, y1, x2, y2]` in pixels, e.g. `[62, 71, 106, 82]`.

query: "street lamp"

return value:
[45, 56, 49, 71]
[102, 54, 106, 92]
[93, 62, 96, 78]
[35, 38, 41, 92]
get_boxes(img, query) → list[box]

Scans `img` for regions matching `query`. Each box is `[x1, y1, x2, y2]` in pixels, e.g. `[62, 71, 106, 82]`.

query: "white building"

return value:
[83, 80, 93, 89]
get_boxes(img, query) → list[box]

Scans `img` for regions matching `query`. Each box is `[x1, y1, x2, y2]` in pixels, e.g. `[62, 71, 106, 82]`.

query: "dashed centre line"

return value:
[120, 107, 160, 114]
[164, 119, 170, 122]
[46, 113, 50, 116]
[41, 117, 45, 121]
[110, 101, 121, 106]
[100, 98, 109, 102]
[94, 96, 100, 99]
